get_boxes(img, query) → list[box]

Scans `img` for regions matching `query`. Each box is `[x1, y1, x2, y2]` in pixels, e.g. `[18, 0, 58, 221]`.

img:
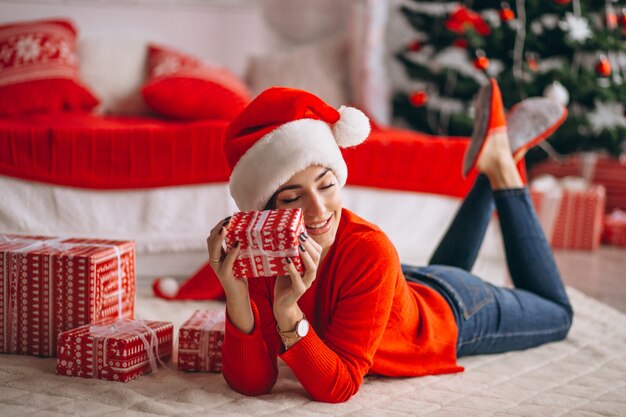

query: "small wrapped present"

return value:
[225, 209, 305, 278]
[530, 176, 606, 250]
[178, 309, 225, 372]
[602, 209, 626, 247]
[529, 152, 626, 212]
[0, 234, 135, 357]
[56, 319, 173, 382]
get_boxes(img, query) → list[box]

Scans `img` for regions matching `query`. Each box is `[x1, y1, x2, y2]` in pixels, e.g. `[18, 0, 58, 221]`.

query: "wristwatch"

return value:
[277, 315, 309, 339]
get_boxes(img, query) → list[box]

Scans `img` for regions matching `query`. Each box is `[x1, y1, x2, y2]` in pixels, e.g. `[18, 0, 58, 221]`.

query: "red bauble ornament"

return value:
[595, 56, 612, 77]
[474, 56, 490, 70]
[499, 3, 515, 22]
[409, 91, 428, 107]
[553, 0, 571, 4]
[453, 38, 469, 48]
[473, 50, 490, 71]
[605, 12, 618, 30]
[408, 40, 422, 52]
[526, 53, 539, 72]
[619, 9, 626, 28]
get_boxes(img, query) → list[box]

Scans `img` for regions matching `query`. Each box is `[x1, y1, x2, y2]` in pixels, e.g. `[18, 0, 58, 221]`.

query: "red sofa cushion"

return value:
[142, 44, 251, 121]
[0, 19, 99, 117]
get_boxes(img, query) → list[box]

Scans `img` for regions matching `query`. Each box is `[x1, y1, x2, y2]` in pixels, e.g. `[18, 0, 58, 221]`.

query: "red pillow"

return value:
[141, 44, 250, 120]
[0, 19, 99, 117]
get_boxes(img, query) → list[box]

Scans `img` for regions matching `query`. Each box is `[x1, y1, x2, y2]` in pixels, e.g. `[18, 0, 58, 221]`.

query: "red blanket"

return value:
[0, 113, 485, 197]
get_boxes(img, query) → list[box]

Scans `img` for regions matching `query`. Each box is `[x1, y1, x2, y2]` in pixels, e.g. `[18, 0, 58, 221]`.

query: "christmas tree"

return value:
[393, 0, 626, 166]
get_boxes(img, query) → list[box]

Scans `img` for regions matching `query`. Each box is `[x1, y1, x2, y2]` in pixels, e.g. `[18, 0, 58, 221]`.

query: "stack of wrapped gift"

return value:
[602, 209, 626, 247]
[225, 208, 305, 278]
[529, 152, 626, 212]
[530, 176, 606, 250]
[178, 309, 225, 372]
[0, 234, 135, 357]
[57, 319, 173, 382]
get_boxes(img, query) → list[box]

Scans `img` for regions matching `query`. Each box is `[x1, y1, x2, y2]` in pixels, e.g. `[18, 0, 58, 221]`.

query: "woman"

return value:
[206, 83, 573, 403]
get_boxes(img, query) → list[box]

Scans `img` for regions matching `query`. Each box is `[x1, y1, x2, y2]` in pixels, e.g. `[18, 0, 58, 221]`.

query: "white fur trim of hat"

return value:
[229, 106, 370, 211]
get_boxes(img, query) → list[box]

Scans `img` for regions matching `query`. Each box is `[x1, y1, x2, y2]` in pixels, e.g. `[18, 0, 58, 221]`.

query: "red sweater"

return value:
[222, 208, 462, 403]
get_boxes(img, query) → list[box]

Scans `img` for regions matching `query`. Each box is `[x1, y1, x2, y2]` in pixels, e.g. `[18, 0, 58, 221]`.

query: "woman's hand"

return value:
[207, 217, 253, 333]
[273, 232, 322, 331]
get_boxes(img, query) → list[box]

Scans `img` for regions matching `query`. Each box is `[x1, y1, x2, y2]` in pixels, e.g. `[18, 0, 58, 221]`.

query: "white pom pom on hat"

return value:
[333, 105, 371, 147]
[224, 87, 371, 211]
[155, 277, 179, 298]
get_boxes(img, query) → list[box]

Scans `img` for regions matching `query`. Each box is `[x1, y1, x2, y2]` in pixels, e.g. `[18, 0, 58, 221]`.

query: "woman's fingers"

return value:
[299, 232, 321, 258]
[283, 257, 307, 294]
[298, 245, 317, 273]
[207, 216, 232, 270]
[222, 240, 240, 271]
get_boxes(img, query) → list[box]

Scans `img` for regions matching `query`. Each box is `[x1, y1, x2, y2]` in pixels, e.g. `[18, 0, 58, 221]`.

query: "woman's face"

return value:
[273, 165, 342, 254]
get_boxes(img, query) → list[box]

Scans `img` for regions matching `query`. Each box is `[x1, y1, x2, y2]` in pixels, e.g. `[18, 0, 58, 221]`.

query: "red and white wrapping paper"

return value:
[57, 319, 172, 382]
[530, 176, 606, 250]
[529, 153, 626, 212]
[602, 209, 626, 247]
[178, 309, 225, 372]
[225, 209, 305, 278]
[0, 234, 135, 357]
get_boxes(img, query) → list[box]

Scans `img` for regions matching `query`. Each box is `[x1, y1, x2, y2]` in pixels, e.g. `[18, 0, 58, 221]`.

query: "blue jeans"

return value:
[402, 175, 573, 357]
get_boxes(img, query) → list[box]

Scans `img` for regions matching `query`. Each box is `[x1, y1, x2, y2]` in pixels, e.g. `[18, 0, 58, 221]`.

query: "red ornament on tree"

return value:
[499, 3, 515, 22]
[526, 52, 539, 72]
[408, 40, 422, 52]
[445, 6, 492, 36]
[619, 9, 626, 35]
[595, 55, 612, 77]
[605, 8, 618, 30]
[553, 0, 571, 4]
[453, 38, 469, 48]
[409, 91, 428, 107]
[473, 50, 490, 71]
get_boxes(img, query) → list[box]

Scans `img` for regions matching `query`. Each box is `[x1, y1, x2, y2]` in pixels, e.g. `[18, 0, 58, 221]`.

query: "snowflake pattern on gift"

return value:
[177, 310, 225, 373]
[56, 320, 173, 382]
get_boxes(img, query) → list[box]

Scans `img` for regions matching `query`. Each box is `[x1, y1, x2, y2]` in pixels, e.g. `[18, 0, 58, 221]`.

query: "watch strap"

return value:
[276, 314, 307, 339]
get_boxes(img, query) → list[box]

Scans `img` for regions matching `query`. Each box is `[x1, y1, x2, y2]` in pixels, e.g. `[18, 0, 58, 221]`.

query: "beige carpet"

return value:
[1, 288, 625, 416]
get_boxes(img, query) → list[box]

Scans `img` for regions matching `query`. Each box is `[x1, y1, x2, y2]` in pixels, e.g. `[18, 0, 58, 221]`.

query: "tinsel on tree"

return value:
[393, 0, 626, 166]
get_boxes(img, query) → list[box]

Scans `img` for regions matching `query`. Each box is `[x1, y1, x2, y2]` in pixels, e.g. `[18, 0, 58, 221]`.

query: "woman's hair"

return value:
[264, 193, 277, 210]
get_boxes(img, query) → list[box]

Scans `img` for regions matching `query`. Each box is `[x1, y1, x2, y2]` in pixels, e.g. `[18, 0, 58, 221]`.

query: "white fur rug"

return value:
[0, 288, 625, 416]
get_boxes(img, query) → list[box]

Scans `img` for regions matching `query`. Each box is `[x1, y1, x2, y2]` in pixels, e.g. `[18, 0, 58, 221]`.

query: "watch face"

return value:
[296, 319, 309, 337]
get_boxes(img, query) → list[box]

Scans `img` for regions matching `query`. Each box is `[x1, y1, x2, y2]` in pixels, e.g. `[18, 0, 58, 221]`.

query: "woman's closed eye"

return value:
[278, 182, 335, 205]
[280, 195, 301, 204]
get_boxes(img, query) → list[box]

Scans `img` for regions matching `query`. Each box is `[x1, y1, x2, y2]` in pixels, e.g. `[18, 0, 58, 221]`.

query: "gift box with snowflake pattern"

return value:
[0, 234, 135, 357]
[178, 309, 225, 372]
[56, 319, 172, 382]
[225, 209, 305, 278]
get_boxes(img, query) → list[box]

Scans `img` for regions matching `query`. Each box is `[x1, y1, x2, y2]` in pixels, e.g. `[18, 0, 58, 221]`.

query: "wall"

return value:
[0, 0, 281, 76]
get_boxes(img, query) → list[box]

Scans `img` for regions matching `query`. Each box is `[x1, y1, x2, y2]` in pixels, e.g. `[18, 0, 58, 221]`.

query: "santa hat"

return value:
[225, 86, 371, 211]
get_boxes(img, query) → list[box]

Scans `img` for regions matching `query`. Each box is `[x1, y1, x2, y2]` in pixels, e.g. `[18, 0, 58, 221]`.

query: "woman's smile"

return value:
[305, 213, 334, 235]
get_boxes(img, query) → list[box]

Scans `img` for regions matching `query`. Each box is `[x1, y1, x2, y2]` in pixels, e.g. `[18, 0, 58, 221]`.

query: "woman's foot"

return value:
[463, 79, 507, 177]
[463, 78, 523, 189]
[475, 125, 524, 190]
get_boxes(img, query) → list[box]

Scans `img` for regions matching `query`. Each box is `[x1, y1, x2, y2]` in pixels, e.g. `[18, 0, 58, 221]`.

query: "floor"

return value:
[553, 246, 626, 313]
[137, 245, 626, 313]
